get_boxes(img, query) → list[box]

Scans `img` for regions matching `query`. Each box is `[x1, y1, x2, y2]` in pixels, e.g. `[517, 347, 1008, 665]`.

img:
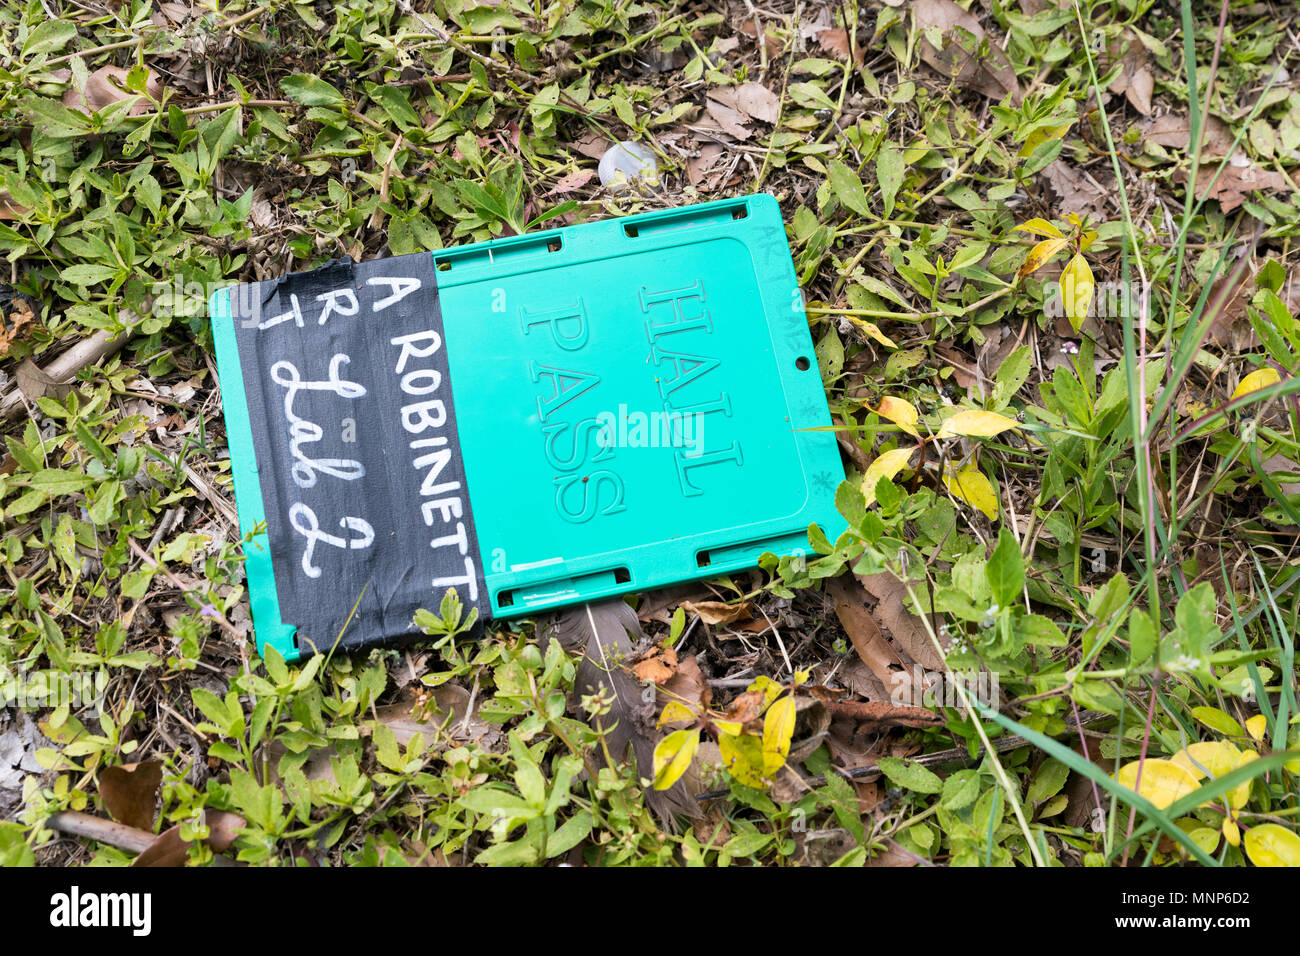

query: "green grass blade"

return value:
[969, 699, 1217, 866]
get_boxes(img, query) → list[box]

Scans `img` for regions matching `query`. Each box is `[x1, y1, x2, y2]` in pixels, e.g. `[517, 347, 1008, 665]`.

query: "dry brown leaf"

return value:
[737, 20, 783, 58]
[815, 27, 864, 66]
[825, 698, 943, 729]
[686, 142, 724, 188]
[99, 761, 163, 831]
[1061, 736, 1113, 830]
[859, 571, 949, 671]
[631, 644, 678, 684]
[657, 654, 710, 728]
[825, 714, 879, 771]
[153, 2, 191, 26]
[1185, 162, 1289, 214]
[1261, 454, 1300, 496]
[132, 809, 245, 867]
[376, 684, 491, 746]
[976, 323, 1025, 388]
[703, 90, 752, 140]
[0, 291, 34, 357]
[1017, 0, 1065, 13]
[16, 357, 68, 403]
[547, 168, 595, 195]
[912, 0, 1020, 101]
[793, 826, 860, 865]
[864, 838, 926, 867]
[570, 132, 611, 161]
[635, 584, 714, 623]
[789, 696, 832, 762]
[1106, 31, 1153, 116]
[734, 83, 780, 124]
[0, 190, 29, 220]
[683, 599, 753, 626]
[249, 190, 277, 231]
[720, 688, 765, 726]
[827, 574, 914, 700]
[836, 657, 890, 701]
[64, 66, 165, 115]
[934, 344, 983, 394]
[1040, 160, 1110, 221]
[1204, 272, 1259, 351]
[1144, 113, 1234, 157]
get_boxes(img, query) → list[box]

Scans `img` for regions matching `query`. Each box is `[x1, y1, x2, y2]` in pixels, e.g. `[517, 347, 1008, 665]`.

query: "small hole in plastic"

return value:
[795, 356, 811, 371]
[436, 260, 452, 272]
[731, 207, 748, 220]
[547, 239, 562, 252]
[696, 550, 711, 568]
[613, 567, 630, 584]
[623, 224, 639, 238]
[497, 590, 514, 608]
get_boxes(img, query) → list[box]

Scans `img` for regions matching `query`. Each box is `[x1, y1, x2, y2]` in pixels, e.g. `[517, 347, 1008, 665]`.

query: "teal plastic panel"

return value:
[209, 286, 299, 662]
[435, 193, 845, 618]
[212, 193, 846, 659]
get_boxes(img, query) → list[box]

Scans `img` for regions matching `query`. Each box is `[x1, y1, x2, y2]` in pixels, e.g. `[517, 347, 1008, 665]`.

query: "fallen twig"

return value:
[45, 810, 155, 853]
[44, 810, 240, 866]
[1, 328, 130, 420]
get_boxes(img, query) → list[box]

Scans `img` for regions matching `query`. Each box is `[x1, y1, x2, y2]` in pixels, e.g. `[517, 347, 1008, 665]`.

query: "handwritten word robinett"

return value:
[263, 275, 479, 602]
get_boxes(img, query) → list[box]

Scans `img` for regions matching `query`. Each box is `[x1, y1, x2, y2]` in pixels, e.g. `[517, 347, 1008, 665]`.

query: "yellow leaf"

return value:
[1079, 230, 1098, 252]
[848, 316, 896, 348]
[936, 409, 1020, 440]
[1170, 742, 1255, 809]
[1017, 236, 1069, 278]
[1231, 367, 1281, 401]
[761, 695, 796, 773]
[1018, 124, 1072, 158]
[1175, 816, 1221, 855]
[1116, 758, 1200, 809]
[863, 446, 916, 506]
[747, 674, 785, 708]
[1039, 793, 1069, 818]
[943, 462, 998, 519]
[1014, 217, 1065, 239]
[652, 728, 700, 790]
[1231, 750, 1259, 809]
[1169, 741, 1241, 781]
[1222, 816, 1241, 847]
[1245, 714, 1267, 742]
[1191, 706, 1244, 736]
[875, 396, 920, 437]
[717, 728, 768, 788]
[1060, 253, 1095, 331]
[657, 700, 697, 727]
[1243, 823, 1300, 867]
[711, 719, 744, 736]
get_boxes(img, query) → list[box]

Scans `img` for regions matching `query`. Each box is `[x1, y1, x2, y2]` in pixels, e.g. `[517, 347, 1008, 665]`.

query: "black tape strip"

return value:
[226, 253, 487, 653]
